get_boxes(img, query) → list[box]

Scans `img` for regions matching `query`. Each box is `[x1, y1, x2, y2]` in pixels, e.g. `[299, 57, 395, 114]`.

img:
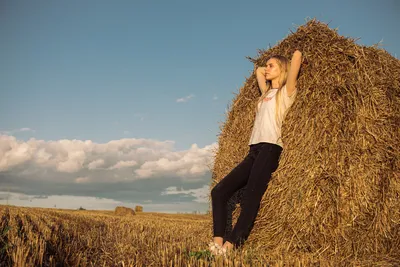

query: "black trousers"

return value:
[211, 142, 283, 247]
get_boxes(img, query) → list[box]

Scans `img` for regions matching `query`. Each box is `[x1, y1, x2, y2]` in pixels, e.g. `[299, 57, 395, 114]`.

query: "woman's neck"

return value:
[271, 79, 280, 89]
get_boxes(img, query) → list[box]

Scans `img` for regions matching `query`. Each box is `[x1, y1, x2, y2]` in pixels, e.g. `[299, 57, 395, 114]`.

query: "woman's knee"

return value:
[211, 183, 224, 199]
[211, 185, 219, 199]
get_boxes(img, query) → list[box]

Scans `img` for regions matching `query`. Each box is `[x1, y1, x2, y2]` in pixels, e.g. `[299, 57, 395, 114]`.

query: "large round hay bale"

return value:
[209, 19, 400, 265]
[115, 206, 136, 216]
[135, 205, 143, 212]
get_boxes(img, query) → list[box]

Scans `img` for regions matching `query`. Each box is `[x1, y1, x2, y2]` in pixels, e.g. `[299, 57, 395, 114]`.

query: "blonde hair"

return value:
[255, 55, 291, 128]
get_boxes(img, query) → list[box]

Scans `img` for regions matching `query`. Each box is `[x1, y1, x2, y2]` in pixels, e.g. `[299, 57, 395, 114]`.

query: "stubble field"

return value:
[0, 205, 271, 267]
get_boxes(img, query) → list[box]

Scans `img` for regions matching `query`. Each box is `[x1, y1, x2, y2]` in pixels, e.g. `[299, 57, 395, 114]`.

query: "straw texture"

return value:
[208, 19, 400, 265]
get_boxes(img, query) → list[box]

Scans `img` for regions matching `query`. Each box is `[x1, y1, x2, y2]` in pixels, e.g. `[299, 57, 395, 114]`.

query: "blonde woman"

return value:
[209, 50, 302, 257]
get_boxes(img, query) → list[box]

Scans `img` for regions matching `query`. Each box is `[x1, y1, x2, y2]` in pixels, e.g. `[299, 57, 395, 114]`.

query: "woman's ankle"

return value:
[213, 236, 223, 246]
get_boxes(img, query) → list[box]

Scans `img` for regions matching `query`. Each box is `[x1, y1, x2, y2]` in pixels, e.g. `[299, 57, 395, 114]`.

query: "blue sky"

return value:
[0, 0, 399, 213]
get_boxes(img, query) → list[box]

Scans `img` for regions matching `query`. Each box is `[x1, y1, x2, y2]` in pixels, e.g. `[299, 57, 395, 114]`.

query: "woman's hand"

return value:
[256, 67, 267, 77]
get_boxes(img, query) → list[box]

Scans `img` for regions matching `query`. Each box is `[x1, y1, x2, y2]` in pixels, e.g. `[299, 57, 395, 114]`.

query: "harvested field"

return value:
[0, 205, 287, 266]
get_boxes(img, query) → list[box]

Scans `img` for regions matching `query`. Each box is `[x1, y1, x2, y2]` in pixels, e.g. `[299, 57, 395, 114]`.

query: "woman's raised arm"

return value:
[256, 67, 268, 94]
[286, 50, 302, 96]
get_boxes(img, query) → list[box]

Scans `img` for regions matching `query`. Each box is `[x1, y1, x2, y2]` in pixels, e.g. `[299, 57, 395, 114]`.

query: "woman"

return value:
[209, 50, 302, 257]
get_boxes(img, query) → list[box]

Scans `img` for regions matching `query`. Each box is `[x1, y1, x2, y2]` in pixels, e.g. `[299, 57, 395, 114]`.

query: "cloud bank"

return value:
[0, 135, 217, 212]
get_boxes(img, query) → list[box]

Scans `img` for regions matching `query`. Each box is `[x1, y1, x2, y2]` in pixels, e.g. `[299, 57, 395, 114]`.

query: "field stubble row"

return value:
[0, 205, 267, 267]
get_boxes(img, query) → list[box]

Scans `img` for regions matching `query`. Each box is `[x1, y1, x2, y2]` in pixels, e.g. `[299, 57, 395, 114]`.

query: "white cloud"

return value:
[212, 95, 218, 101]
[161, 184, 210, 203]
[88, 159, 105, 170]
[176, 94, 195, 103]
[56, 150, 86, 173]
[0, 135, 34, 171]
[134, 143, 217, 180]
[0, 127, 35, 135]
[0, 135, 217, 183]
[19, 128, 35, 132]
[35, 148, 52, 165]
[108, 160, 138, 170]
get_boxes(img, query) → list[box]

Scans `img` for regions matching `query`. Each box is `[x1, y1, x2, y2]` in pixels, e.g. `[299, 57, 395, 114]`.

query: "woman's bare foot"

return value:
[216, 241, 234, 258]
[222, 241, 233, 251]
[209, 237, 224, 256]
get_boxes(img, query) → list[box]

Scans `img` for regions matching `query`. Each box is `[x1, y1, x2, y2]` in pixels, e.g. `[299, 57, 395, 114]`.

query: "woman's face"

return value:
[265, 58, 281, 81]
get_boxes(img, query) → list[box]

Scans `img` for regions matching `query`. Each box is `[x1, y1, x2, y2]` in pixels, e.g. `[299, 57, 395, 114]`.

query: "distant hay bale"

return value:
[115, 206, 136, 216]
[209, 19, 400, 264]
[135, 205, 143, 212]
